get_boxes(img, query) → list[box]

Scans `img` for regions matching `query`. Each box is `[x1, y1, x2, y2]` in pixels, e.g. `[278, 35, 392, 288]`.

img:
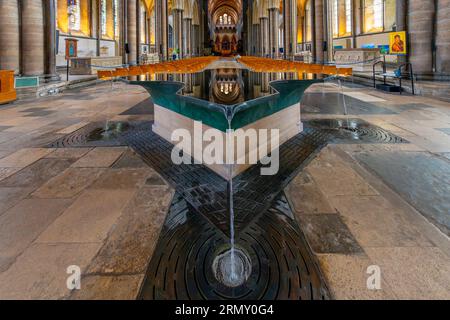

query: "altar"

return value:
[70, 56, 122, 75]
[334, 48, 381, 72]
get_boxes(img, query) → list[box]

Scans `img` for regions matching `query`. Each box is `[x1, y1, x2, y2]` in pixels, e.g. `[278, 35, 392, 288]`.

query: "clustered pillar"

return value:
[283, 0, 297, 59]
[126, 0, 138, 65]
[0, 0, 20, 74]
[268, 3, 279, 58]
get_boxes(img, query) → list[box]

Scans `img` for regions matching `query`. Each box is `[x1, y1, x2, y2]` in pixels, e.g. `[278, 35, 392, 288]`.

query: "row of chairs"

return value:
[97, 56, 219, 79]
[238, 56, 353, 77]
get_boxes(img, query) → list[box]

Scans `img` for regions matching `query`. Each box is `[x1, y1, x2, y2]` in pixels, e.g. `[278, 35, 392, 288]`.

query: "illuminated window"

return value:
[68, 0, 81, 31]
[363, 0, 396, 33]
[224, 14, 228, 24]
[101, 0, 107, 36]
[114, 0, 119, 38]
[332, 0, 338, 38]
[331, 0, 352, 38]
[373, 0, 383, 29]
[219, 16, 223, 24]
[305, 0, 312, 42]
[345, 0, 352, 34]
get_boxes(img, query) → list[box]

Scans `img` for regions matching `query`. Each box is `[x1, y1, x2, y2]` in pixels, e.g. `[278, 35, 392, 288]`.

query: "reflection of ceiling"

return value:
[211, 68, 243, 104]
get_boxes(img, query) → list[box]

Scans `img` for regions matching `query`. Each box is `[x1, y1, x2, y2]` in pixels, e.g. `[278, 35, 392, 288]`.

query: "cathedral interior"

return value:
[0, 0, 449, 301]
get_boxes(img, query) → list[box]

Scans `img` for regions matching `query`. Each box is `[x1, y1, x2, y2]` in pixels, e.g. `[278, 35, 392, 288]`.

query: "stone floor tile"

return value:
[87, 186, 173, 275]
[45, 148, 92, 159]
[69, 275, 144, 300]
[37, 189, 135, 243]
[0, 168, 20, 182]
[297, 214, 364, 254]
[0, 187, 34, 215]
[0, 243, 101, 300]
[317, 254, 397, 300]
[0, 198, 73, 272]
[88, 168, 157, 190]
[0, 148, 54, 168]
[56, 121, 89, 134]
[0, 158, 74, 189]
[71, 147, 126, 168]
[285, 171, 336, 215]
[32, 167, 105, 199]
[365, 247, 450, 300]
[329, 195, 433, 248]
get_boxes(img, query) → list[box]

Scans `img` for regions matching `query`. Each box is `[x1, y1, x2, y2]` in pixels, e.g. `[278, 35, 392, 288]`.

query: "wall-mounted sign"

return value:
[389, 31, 407, 55]
[65, 38, 79, 60]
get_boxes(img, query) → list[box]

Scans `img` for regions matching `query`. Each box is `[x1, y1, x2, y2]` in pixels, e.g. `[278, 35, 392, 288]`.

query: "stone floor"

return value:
[0, 80, 449, 299]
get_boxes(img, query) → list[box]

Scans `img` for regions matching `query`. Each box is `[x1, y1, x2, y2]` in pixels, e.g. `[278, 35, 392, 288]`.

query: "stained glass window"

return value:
[101, 0, 107, 36]
[68, 0, 81, 31]
[114, 0, 119, 38]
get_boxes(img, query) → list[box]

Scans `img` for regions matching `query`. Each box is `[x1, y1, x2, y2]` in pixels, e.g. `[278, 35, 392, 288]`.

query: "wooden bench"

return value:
[0, 70, 17, 105]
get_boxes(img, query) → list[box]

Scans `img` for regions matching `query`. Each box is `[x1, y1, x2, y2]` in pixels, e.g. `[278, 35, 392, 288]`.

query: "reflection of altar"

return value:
[70, 56, 122, 75]
[334, 48, 380, 72]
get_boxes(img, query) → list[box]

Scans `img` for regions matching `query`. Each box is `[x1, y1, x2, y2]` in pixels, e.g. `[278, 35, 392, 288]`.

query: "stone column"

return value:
[173, 9, 184, 58]
[436, 0, 450, 73]
[408, 0, 435, 74]
[21, 0, 45, 76]
[43, 0, 59, 80]
[260, 17, 269, 57]
[127, 0, 138, 64]
[313, 0, 325, 63]
[155, 0, 169, 60]
[0, 0, 20, 74]
[283, 0, 297, 59]
[268, 3, 280, 58]
[183, 18, 192, 57]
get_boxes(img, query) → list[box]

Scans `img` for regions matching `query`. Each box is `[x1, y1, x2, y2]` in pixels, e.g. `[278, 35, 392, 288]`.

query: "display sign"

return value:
[65, 38, 79, 60]
[389, 31, 407, 55]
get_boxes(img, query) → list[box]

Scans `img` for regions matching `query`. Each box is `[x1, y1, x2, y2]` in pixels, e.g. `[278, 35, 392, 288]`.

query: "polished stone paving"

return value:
[0, 81, 449, 299]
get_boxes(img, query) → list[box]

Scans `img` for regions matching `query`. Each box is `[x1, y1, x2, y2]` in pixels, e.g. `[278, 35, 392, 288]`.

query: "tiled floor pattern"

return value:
[0, 81, 449, 299]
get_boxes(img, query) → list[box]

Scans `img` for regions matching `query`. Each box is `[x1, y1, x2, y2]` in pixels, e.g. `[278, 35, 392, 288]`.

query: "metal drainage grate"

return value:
[305, 118, 409, 144]
[139, 192, 329, 300]
[48, 121, 133, 148]
[119, 122, 331, 235]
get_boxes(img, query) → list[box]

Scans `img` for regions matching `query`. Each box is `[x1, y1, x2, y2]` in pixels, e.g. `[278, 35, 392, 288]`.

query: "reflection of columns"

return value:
[173, 9, 183, 57]
[436, 0, 450, 73]
[260, 17, 269, 57]
[183, 18, 192, 57]
[44, 0, 59, 80]
[268, 8, 279, 58]
[283, 0, 297, 59]
[127, 0, 138, 64]
[0, 0, 20, 73]
[155, 0, 169, 60]
[408, 0, 435, 74]
[192, 24, 200, 56]
[253, 24, 260, 56]
[313, 0, 325, 63]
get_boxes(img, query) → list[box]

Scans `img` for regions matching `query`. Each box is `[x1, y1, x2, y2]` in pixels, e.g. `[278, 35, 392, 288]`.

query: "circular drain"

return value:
[48, 121, 135, 148]
[306, 118, 408, 144]
[212, 247, 252, 288]
[139, 194, 329, 300]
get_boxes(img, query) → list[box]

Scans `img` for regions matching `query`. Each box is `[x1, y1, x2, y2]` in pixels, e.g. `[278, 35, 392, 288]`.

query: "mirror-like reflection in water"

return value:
[137, 68, 319, 106]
